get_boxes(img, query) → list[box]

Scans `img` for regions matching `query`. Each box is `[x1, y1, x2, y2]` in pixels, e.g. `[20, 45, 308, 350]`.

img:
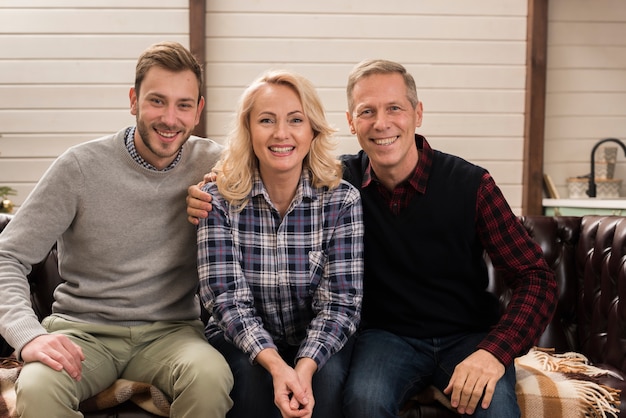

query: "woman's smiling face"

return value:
[250, 83, 315, 180]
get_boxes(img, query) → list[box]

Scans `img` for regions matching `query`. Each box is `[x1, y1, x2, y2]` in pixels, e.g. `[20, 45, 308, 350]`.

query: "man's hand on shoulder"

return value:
[21, 334, 85, 381]
[186, 175, 216, 225]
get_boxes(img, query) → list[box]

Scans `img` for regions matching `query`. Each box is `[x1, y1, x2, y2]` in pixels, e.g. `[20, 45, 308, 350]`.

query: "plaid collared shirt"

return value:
[198, 170, 364, 368]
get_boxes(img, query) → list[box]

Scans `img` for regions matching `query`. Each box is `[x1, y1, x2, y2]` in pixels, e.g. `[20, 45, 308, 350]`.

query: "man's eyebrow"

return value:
[146, 92, 196, 102]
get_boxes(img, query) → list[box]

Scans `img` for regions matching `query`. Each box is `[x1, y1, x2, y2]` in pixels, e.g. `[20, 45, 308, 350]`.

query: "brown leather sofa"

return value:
[2, 212, 626, 417]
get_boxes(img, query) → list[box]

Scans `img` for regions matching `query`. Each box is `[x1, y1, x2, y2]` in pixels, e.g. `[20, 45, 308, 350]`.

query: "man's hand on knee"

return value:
[21, 334, 85, 381]
[443, 349, 504, 415]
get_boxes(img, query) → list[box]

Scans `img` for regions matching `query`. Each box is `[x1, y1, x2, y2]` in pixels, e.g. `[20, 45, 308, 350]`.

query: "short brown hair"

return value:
[134, 41, 203, 103]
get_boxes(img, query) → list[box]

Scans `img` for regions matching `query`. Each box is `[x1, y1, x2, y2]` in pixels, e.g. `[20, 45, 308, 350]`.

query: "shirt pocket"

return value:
[308, 250, 328, 295]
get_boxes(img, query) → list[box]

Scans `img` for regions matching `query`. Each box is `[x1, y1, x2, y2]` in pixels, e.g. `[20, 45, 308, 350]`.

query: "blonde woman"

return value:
[197, 70, 364, 418]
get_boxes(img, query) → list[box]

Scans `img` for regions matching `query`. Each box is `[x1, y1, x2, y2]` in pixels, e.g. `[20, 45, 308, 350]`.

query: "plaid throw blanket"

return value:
[515, 347, 620, 418]
[0, 358, 170, 418]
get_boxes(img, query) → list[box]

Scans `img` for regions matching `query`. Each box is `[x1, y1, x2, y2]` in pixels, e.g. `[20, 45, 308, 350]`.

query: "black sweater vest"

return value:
[342, 145, 500, 338]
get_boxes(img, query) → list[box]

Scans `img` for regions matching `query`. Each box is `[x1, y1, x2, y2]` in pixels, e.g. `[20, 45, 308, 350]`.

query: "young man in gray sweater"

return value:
[0, 42, 233, 417]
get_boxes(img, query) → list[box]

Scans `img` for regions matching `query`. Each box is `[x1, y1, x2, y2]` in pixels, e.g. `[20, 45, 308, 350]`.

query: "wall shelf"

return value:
[543, 198, 626, 216]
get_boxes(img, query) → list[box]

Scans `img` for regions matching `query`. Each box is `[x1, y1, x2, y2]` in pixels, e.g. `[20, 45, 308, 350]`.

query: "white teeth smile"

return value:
[374, 136, 398, 146]
[157, 130, 177, 138]
[270, 146, 294, 153]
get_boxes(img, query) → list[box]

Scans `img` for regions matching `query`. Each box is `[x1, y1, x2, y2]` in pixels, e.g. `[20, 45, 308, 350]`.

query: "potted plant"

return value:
[0, 186, 17, 213]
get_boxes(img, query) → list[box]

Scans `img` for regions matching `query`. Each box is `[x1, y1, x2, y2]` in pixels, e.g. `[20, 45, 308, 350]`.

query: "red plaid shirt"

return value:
[362, 137, 556, 366]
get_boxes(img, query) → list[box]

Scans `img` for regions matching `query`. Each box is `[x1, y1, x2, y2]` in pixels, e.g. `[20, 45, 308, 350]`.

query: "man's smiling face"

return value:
[347, 72, 422, 181]
[129, 66, 204, 170]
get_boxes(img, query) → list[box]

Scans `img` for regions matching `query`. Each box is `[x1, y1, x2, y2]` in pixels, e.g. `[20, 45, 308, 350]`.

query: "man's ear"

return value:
[195, 96, 206, 125]
[346, 111, 356, 134]
[415, 101, 424, 128]
[129, 87, 138, 116]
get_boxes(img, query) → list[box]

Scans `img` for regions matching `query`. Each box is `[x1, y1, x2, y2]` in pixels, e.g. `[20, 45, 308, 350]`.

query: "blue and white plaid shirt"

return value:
[198, 170, 364, 368]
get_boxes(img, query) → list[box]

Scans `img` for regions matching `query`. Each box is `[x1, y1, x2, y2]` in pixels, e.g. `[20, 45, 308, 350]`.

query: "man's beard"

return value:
[135, 117, 186, 161]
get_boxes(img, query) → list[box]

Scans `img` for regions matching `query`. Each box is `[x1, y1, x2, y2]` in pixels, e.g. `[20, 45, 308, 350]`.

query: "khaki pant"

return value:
[16, 316, 233, 418]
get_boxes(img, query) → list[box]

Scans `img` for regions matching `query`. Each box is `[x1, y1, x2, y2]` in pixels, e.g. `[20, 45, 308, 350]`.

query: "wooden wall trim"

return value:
[522, 0, 549, 215]
[189, 0, 206, 137]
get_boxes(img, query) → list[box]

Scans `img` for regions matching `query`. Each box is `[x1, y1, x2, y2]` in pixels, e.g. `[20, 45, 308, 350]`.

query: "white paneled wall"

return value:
[0, 0, 189, 206]
[204, 0, 528, 212]
[544, 0, 626, 198]
[1, 1, 528, 212]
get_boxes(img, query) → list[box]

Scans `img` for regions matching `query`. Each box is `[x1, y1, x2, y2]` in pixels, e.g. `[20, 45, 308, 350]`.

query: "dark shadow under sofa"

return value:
[2, 212, 626, 417]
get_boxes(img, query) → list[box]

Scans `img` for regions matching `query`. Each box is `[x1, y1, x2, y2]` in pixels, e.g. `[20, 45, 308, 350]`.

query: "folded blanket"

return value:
[0, 359, 20, 418]
[0, 357, 170, 418]
[515, 347, 621, 418]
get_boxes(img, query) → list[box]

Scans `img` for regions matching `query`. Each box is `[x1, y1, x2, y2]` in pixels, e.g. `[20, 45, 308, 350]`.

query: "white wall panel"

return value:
[1, 110, 135, 133]
[0, 135, 92, 157]
[206, 14, 526, 40]
[206, 39, 526, 65]
[2, 1, 187, 7]
[0, 35, 188, 59]
[205, 1, 526, 16]
[0, 10, 187, 33]
[1, 86, 131, 109]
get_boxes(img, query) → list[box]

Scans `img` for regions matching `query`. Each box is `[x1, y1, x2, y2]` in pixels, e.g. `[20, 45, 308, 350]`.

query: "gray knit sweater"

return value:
[0, 128, 223, 356]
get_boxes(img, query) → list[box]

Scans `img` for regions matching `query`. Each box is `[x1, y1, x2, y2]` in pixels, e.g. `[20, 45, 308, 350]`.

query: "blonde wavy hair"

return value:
[214, 70, 342, 209]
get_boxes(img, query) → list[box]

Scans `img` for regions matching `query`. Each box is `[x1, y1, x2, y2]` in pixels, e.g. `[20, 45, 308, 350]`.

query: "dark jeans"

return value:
[210, 333, 355, 418]
[343, 329, 520, 418]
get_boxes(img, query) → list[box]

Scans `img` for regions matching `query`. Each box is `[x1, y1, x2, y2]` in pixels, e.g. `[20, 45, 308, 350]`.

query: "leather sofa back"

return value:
[576, 215, 626, 370]
[518, 215, 581, 353]
[513, 215, 626, 373]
